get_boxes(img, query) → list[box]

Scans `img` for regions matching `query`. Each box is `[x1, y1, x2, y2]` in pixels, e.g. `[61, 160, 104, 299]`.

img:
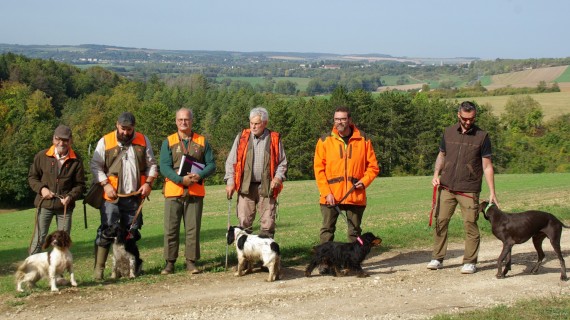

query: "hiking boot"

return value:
[161, 260, 175, 275]
[427, 259, 443, 270]
[94, 246, 109, 281]
[461, 263, 477, 274]
[186, 260, 201, 274]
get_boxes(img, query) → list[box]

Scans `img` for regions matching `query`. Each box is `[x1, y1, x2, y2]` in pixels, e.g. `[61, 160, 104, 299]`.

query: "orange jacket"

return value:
[234, 129, 283, 198]
[314, 124, 379, 205]
[102, 131, 148, 201]
[163, 132, 206, 197]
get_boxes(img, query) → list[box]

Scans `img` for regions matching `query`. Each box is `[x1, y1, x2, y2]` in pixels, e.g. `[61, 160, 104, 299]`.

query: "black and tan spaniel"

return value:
[305, 232, 382, 278]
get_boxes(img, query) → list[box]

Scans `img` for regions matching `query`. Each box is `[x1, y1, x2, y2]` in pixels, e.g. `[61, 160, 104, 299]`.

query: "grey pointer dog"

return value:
[481, 201, 569, 280]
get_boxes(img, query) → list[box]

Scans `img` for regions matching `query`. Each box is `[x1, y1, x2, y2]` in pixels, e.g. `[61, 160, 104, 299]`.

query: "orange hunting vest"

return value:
[234, 129, 283, 198]
[163, 132, 206, 198]
[102, 131, 148, 201]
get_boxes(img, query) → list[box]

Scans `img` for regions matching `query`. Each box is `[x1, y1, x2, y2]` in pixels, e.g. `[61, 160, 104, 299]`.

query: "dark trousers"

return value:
[163, 196, 203, 262]
[319, 204, 365, 244]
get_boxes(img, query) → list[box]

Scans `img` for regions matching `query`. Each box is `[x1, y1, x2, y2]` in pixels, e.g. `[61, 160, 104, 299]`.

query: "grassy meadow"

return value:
[1, 173, 569, 298]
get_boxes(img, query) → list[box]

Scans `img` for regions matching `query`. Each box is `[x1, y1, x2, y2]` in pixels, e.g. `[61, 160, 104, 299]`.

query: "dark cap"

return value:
[117, 112, 136, 126]
[54, 125, 72, 139]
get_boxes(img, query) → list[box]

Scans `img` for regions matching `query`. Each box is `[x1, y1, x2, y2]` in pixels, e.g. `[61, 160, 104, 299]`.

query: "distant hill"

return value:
[0, 43, 477, 66]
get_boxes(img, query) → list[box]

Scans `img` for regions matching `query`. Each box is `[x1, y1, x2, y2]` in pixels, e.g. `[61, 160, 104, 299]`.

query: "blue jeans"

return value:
[95, 197, 143, 247]
[30, 208, 73, 255]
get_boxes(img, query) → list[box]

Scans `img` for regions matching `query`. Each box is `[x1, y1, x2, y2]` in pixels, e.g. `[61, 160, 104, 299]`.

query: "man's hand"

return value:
[60, 195, 71, 206]
[354, 180, 365, 189]
[40, 187, 55, 199]
[103, 183, 117, 200]
[225, 183, 235, 200]
[270, 177, 282, 192]
[325, 193, 335, 206]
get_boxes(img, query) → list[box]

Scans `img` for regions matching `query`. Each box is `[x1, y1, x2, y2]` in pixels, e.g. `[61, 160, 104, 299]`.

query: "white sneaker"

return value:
[426, 260, 443, 270]
[461, 263, 477, 274]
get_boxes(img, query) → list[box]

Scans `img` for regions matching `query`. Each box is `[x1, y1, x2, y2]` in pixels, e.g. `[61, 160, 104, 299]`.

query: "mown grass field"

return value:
[1, 173, 569, 299]
[460, 91, 570, 120]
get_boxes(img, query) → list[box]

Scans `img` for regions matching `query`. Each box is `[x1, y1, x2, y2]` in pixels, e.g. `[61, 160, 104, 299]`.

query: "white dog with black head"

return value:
[226, 226, 281, 282]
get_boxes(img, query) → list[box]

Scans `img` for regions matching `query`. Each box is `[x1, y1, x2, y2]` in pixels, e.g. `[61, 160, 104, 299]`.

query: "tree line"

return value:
[1, 53, 569, 206]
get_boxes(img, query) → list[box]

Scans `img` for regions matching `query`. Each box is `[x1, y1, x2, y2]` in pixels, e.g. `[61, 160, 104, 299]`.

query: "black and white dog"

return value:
[101, 223, 143, 279]
[226, 226, 281, 282]
[16, 230, 77, 292]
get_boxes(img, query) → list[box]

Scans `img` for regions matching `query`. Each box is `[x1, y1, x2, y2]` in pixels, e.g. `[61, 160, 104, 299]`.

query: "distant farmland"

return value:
[460, 91, 570, 121]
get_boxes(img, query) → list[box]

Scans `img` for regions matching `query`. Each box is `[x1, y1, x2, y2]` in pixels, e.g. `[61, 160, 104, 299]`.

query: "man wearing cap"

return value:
[90, 112, 158, 280]
[28, 125, 86, 255]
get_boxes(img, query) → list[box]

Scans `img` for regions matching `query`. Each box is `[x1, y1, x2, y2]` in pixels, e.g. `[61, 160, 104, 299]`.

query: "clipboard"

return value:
[177, 155, 205, 176]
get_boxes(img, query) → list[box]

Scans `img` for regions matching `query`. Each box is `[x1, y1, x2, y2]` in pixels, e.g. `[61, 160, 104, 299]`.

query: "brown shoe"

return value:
[161, 261, 175, 275]
[186, 260, 201, 274]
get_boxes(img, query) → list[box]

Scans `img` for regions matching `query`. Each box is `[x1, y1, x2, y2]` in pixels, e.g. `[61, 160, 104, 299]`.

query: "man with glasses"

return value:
[427, 101, 499, 274]
[28, 125, 86, 254]
[159, 108, 216, 275]
[314, 106, 379, 250]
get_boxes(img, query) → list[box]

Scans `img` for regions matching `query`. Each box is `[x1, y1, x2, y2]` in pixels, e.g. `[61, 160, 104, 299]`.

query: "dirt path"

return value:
[3, 232, 570, 320]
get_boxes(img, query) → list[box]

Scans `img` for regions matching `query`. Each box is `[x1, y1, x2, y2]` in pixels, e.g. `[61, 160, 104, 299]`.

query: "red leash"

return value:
[439, 184, 476, 199]
[428, 185, 438, 227]
[429, 184, 476, 227]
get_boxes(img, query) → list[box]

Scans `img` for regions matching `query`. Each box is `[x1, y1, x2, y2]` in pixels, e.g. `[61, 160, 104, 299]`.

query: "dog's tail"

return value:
[14, 263, 26, 283]
[270, 242, 280, 256]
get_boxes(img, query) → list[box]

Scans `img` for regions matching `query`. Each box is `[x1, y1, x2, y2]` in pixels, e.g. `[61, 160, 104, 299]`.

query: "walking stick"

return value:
[225, 196, 232, 271]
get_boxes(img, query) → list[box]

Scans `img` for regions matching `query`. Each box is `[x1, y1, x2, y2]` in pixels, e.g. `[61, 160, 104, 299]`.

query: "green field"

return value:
[556, 66, 570, 82]
[458, 91, 570, 120]
[1, 173, 569, 297]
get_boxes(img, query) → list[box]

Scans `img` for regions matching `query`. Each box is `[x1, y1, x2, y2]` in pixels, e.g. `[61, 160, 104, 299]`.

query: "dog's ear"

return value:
[42, 233, 53, 250]
[62, 231, 72, 248]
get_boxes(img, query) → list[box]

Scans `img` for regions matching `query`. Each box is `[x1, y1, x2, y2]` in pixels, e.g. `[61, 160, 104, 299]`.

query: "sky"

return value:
[1, 0, 569, 60]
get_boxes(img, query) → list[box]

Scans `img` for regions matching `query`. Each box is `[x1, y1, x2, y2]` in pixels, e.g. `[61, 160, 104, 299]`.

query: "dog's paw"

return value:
[51, 287, 60, 292]
[357, 272, 370, 278]
[561, 275, 568, 281]
[495, 273, 505, 279]
[234, 272, 241, 277]
[71, 281, 78, 287]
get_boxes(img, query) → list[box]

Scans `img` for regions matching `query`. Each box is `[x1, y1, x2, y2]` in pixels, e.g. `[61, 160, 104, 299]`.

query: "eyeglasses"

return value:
[459, 115, 475, 122]
[334, 118, 348, 123]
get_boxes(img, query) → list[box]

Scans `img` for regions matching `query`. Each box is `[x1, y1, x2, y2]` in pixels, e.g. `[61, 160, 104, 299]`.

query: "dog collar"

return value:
[484, 202, 495, 215]
[356, 237, 364, 246]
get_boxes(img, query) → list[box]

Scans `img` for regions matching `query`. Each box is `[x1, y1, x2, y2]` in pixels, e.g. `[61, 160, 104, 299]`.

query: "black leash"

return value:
[327, 184, 358, 230]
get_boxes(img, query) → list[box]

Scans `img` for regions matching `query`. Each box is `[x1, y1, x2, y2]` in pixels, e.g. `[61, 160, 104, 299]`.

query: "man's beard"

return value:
[118, 132, 134, 143]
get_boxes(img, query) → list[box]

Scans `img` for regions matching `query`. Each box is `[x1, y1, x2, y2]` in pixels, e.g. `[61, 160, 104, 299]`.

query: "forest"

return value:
[0, 52, 569, 206]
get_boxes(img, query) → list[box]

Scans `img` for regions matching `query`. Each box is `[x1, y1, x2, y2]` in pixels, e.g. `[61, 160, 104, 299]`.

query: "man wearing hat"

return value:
[28, 125, 86, 254]
[90, 112, 158, 280]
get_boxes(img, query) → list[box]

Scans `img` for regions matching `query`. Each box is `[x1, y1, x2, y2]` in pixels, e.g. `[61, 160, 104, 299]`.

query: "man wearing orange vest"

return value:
[314, 106, 380, 246]
[90, 112, 158, 280]
[224, 106, 287, 239]
[159, 108, 216, 275]
[28, 125, 86, 255]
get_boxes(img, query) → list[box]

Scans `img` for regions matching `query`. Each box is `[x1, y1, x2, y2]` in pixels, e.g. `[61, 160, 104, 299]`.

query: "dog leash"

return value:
[126, 192, 146, 240]
[428, 185, 437, 227]
[328, 184, 358, 230]
[438, 184, 476, 200]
